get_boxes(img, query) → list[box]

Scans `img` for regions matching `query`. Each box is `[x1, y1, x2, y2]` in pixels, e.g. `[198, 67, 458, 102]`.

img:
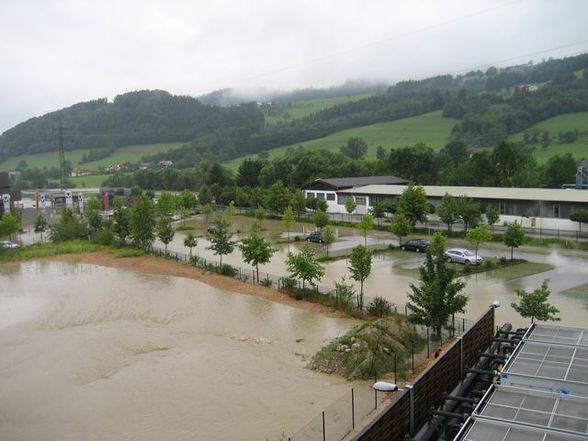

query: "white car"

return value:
[445, 248, 482, 265]
[1, 240, 20, 249]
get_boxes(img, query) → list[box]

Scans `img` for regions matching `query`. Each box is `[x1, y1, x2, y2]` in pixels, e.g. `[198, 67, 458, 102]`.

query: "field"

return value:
[226, 110, 458, 170]
[509, 112, 588, 164]
[0, 142, 185, 172]
[264, 94, 373, 125]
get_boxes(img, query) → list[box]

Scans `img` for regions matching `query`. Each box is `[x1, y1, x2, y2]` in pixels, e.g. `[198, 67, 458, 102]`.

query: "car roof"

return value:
[446, 248, 471, 252]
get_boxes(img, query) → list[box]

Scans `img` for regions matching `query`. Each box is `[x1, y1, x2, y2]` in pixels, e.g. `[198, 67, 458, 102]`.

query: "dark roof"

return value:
[303, 175, 407, 191]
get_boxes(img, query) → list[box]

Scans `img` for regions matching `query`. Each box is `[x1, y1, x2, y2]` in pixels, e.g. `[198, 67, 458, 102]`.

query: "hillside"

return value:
[0, 142, 184, 172]
[225, 110, 458, 170]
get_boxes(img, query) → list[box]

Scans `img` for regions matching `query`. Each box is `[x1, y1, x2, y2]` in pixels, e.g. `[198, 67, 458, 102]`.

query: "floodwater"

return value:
[168, 215, 588, 329]
[0, 260, 360, 441]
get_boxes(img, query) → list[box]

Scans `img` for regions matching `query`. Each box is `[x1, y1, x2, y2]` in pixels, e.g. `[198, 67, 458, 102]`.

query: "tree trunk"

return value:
[256, 265, 259, 283]
[511, 246, 514, 260]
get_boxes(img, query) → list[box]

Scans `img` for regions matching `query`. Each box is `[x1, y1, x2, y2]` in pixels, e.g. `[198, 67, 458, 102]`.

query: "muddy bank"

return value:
[59, 251, 346, 318]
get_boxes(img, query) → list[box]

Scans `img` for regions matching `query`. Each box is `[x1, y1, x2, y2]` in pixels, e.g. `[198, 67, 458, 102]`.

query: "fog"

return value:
[1, 0, 588, 132]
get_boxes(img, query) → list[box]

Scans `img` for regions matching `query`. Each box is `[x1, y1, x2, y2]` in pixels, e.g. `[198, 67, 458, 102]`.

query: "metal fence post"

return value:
[426, 327, 430, 358]
[406, 384, 415, 435]
[322, 411, 326, 441]
[411, 340, 415, 373]
[351, 388, 355, 430]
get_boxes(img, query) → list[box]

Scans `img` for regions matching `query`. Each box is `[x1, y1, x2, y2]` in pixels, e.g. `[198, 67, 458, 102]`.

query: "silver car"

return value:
[445, 248, 482, 265]
[1, 240, 20, 249]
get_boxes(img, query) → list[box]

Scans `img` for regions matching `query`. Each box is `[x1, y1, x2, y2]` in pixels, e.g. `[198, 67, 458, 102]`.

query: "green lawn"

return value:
[264, 94, 373, 125]
[226, 110, 458, 171]
[509, 112, 588, 164]
[0, 142, 185, 172]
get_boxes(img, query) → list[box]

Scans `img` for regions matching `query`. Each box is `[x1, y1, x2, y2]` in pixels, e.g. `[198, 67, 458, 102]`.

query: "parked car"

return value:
[1, 240, 20, 249]
[207, 225, 220, 234]
[400, 239, 430, 252]
[445, 248, 482, 265]
[306, 231, 324, 243]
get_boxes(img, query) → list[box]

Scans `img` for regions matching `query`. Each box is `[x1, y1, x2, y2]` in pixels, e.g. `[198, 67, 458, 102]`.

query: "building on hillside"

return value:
[158, 160, 173, 168]
[302, 175, 407, 213]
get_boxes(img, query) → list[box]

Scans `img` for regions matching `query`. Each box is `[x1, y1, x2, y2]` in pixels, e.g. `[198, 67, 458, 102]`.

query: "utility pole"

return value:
[58, 118, 66, 190]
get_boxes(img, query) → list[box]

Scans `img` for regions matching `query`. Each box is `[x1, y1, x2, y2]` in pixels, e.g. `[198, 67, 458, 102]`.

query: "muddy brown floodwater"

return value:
[0, 259, 362, 441]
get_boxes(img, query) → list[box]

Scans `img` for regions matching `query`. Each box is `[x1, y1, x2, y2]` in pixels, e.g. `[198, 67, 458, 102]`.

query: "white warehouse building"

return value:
[302, 176, 588, 235]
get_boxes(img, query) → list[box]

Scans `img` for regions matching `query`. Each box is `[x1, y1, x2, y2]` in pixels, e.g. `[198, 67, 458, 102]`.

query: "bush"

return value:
[367, 297, 393, 317]
[499, 256, 507, 265]
[219, 264, 236, 277]
[294, 235, 301, 242]
[334, 277, 355, 307]
[463, 265, 473, 274]
[483, 259, 496, 270]
[91, 228, 115, 245]
[260, 277, 273, 287]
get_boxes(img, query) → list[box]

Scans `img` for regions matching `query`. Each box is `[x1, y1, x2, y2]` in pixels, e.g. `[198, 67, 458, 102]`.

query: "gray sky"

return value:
[1, 0, 588, 133]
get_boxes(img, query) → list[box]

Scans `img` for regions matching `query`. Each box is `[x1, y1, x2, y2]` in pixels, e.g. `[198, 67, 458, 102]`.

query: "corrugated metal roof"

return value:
[304, 175, 407, 190]
[339, 185, 588, 203]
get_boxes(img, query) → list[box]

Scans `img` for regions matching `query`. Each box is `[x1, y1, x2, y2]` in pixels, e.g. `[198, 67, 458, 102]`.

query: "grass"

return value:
[0, 240, 108, 262]
[114, 248, 144, 258]
[264, 94, 374, 125]
[225, 110, 458, 171]
[559, 283, 588, 300]
[0, 142, 185, 172]
[484, 261, 554, 281]
[509, 112, 588, 164]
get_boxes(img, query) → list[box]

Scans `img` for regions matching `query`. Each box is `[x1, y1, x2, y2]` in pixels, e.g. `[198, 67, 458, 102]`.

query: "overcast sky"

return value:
[1, 0, 588, 133]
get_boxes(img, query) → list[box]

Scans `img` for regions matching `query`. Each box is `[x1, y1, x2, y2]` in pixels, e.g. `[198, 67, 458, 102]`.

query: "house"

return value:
[158, 160, 173, 168]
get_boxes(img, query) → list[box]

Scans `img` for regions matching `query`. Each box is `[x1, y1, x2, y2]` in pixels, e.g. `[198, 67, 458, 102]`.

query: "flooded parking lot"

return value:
[0, 260, 360, 441]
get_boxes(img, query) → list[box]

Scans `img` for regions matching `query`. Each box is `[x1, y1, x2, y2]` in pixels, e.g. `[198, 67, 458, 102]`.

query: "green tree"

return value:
[254, 206, 265, 229]
[511, 280, 560, 323]
[542, 153, 577, 188]
[291, 191, 307, 217]
[207, 219, 235, 266]
[390, 212, 411, 246]
[285, 243, 325, 293]
[313, 210, 329, 230]
[570, 209, 588, 234]
[184, 233, 197, 257]
[322, 226, 335, 257]
[157, 192, 176, 217]
[396, 184, 428, 228]
[357, 213, 374, 246]
[0, 213, 20, 242]
[437, 193, 459, 233]
[485, 205, 500, 231]
[178, 189, 198, 212]
[282, 205, 295, 246]
[50, 208, 89, 242]
[34, 215, 48, 243]
[340, 137, 368, 159]
[455, 195, 481, 232]
[348, 245, 373, 310]
[157, 216, 175, 254]
[112, 197, 130, 244]
[407, 233, 467, 338]
[264, 181, 291, 214]
[84, 197, 103, 233]
[203, 203, 214, 224]
[370, 201, 387, 226]
[465, 224, 492, 257]
[198, 184, 213, 206]
[345, 198, 357, 222]
[129, 196, 156, 249]
[504, 221, 526, 260]
[239, 232, 275, 282]
[376, 145, 386, 160]
[225, 201, 237, 231]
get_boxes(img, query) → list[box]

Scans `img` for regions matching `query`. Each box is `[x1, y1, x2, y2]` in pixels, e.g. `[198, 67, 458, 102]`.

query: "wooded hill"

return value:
[2, 53, 588, 167]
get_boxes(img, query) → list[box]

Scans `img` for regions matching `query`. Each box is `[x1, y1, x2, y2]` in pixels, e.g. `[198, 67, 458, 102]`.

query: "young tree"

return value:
[184, 233, 197, 257]
[291, 191, 307, 217]
[313, 209, 329, 230]
[178, 189, 198, 213]
[504, 221, 526, 260]
[396, 184, 428, 228]
[358, 213, 374, 246]
[390, 212, 411, 246]
[437, 193, 459, 233]
[239, 232, 275, 283]
[348, 245, 373, 310]
[376, 145, 386, 160]
[84, 197, 103, 233]
[370, 201, 387, 226]
[0, 213, 20, 242]
[156, 192, 176, 217]
[198, 184, 213, 206]
[49, 208, 89, 242]
[485, 205, 500, 231]
[129, 196, 156, 249]
[254, 206, 265, 230]
[345, 198, 357, 222]
[322, 226, 335, 257]
[511, 280, 560, 323]
[407, 233, 467, 338]
[203, 203, 214, 224]
[34, 214, 48, 243]
[465, 224, 492, 257]
[157, 216, 175, 254]
[225, 201, 237, 231]
[112, 197, 130, 244]
[285, 243, 325, 292]
[207, 219, 235, 266]
[282, 205, 295, 246]
[570, 209, 588, 234]
[264, 181, 291, 214]
[455, 195, 481, 232]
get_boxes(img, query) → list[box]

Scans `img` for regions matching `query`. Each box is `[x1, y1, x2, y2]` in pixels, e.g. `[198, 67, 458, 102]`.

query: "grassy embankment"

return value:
[225, 110, 458, 171]
[0, 241, 143, 263]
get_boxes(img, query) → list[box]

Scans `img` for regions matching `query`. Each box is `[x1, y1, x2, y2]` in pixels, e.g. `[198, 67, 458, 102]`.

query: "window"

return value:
[326, 193, 335, 201]
[356, 196, 367, 206]
[306, 192, 315, 199]
[338, 194, 351, 205]
[553, 204, 560, 218]
[317, 193, 325, 199]
[499, 202, 506, 215]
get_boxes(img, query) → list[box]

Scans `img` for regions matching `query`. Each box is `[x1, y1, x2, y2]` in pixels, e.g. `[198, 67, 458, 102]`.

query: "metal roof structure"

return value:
[338, 184, 588, 203]
[302, 175, 407, 191]
[456, 324, 588, 441]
